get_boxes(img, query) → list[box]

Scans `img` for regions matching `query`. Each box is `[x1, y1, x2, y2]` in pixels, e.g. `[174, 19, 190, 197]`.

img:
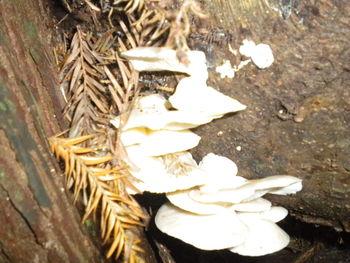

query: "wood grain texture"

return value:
[0, 0, 105, 262]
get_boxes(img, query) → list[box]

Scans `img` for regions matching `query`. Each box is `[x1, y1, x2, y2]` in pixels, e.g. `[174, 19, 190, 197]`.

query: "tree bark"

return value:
[193, 0, 350, 231]
[0, 1, 104, 262]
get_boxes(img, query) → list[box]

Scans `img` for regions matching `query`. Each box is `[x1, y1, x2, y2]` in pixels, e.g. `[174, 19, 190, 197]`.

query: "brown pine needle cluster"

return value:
[49, 134, 146, 261]
[51, 0, 207, 262]
[60, 29, 110, 137]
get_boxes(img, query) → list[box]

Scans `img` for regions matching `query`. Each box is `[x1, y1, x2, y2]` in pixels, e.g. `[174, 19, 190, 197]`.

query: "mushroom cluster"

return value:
[111, 47, 246, 193]
[156, 153, 302, 256]
[112, 47, 302, 256]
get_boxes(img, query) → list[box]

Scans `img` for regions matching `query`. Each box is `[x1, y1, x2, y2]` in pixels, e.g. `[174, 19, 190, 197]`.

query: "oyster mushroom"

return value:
[121, 47, 207, 77]
[155, 202, 247, 250]
[111, 94, 214, 131]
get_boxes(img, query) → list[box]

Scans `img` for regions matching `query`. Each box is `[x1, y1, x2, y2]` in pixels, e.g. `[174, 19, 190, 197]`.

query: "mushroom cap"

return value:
[155, 202, 247, 250]
[166, 189, 232, 215]
[189, 175, 302, 204]
[121, 47, 207, 77]
[189, 184, 257, 204]
[199, 153, 246, 189]
[125, 129, 201, 157]
[126, 151, 207, 193]
[232, 198, 272, 212]
[237, 206, 288, 223]
[111, 94, 214, 131]
[248, 175, 303, 195]
[169, 77, 247, 118]
[229, 219, 290, 256]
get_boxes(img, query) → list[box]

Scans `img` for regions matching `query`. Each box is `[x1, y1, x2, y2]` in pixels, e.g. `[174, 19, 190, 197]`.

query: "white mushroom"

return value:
[250, 43, 274, 69]
[121, 47, 207, 78]
[239, 40, 274, 69]
[125, 129, 200, 157]
[166, 189, 232, 215]
[119, 127, 148, 146]
[229, 219, 290, 256]
[155, 202, 247, 250]
[126, 150, 207, 193]
[169, 77, 247, 118]
[237, 206, 288, 223]
[111, 94, 214, 131]
[198, 153, 246, 190]
[246, 175, 303, 195]
[189, 175, 302, 204]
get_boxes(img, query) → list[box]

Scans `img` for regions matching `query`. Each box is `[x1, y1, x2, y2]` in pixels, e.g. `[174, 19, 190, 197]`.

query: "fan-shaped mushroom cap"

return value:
[169, 77, 247, 118]
[229, 219, 289, 256]
[125, 129, 200, 157]
[155, 203, 247, 250]
[247, 175, 303, 195]
[189, 175, 302, 204]
[121, 47, 207, 77]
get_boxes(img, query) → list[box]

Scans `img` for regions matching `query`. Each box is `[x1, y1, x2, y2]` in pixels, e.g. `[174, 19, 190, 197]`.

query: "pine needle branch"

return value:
[60, 28, 110, 137]
[49, 134, 147, 262]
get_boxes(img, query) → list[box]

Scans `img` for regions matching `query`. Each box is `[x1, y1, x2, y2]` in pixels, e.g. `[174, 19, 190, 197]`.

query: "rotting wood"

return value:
[0, 0, 107, 262]
[193, 0, 350, 231]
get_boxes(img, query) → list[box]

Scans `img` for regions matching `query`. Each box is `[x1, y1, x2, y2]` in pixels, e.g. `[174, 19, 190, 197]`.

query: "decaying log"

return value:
[0, 1, 106, 262]
[0, 1, 158, 262]
[193, 0, 350, 231]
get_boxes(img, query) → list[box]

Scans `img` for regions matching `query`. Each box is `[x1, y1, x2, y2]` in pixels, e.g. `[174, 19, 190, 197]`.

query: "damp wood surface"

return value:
[191, 0, 350, 232]
[0, 1, 107, 262]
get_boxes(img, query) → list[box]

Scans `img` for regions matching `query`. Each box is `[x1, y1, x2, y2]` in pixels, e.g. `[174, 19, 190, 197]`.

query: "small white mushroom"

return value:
[169, 77, 247, 118]
[229, 219, 290, 256]
[155, 202, 247, 250]
[250, 43, 274, 69]
[239, 40, 274, 69]
[121, 47, 207, 78]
